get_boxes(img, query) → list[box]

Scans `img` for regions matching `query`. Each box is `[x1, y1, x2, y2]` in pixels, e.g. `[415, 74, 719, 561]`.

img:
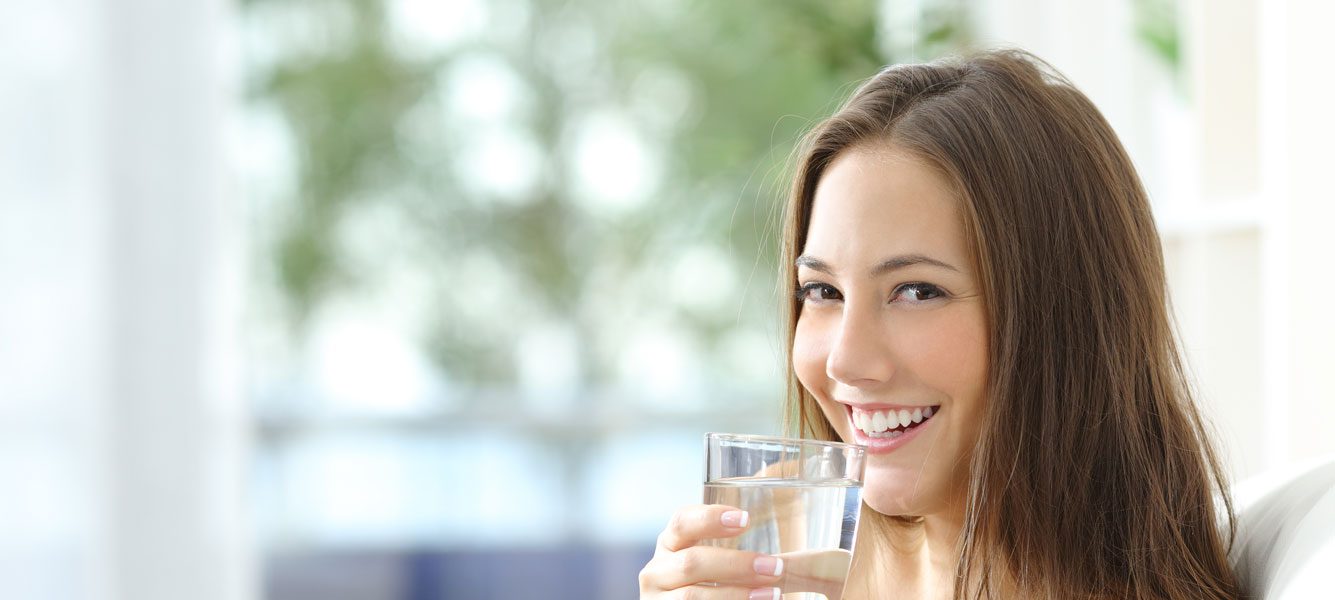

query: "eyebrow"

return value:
[795, 253, 960, 276]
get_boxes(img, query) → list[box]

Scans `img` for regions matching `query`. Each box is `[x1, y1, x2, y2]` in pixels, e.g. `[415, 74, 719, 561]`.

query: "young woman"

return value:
[638, 49, 1240, 599]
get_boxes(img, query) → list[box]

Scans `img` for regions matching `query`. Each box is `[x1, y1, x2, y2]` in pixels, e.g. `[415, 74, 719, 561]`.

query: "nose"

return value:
[825, 303, 895, 386]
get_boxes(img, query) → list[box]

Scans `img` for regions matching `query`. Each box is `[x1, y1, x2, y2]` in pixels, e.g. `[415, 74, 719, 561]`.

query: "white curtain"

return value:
[0, 1, 252, 599]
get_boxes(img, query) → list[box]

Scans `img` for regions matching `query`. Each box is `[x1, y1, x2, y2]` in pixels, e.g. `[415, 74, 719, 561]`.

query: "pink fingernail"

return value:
[753, 556, 783, 577]
[749, 587, 780, 600]
[721, 510, 749, 528]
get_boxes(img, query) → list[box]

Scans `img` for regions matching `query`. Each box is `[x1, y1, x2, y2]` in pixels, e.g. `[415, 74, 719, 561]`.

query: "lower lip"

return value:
[849, 408, 937, 454]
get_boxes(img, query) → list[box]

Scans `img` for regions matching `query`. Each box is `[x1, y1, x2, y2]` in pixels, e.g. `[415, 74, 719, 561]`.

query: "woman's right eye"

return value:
[794, 282, 843, 303]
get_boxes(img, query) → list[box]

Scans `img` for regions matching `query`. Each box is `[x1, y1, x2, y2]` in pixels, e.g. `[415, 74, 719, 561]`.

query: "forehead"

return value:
[803, 146, 967, 265]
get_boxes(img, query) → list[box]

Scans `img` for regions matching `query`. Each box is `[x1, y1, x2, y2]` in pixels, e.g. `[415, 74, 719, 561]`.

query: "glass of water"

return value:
[703, 433, 867, 600]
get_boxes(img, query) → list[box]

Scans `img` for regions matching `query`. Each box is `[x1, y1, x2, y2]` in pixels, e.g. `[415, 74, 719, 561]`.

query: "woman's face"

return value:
[793, 145, 989, 517]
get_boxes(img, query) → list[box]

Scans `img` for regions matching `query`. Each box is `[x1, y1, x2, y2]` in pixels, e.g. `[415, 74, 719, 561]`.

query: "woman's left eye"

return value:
[891, 282, 946, 303]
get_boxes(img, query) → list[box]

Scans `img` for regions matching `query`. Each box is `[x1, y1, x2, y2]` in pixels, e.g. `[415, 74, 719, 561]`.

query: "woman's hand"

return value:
[638, 504, 785, 599]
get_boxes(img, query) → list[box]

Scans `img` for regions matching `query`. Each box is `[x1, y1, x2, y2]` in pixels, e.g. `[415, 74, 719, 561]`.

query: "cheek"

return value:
[899, 308, 988, 396]
[792, 314, 831, 393]
[902, 310, 989, 473]
[793, 313, 852, 440]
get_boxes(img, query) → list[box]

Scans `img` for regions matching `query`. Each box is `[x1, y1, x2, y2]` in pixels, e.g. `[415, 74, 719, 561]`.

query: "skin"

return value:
[640, 145, 990, 599]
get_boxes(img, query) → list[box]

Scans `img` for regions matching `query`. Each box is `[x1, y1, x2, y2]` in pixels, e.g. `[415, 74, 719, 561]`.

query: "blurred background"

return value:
[2, 0, 1332, 599]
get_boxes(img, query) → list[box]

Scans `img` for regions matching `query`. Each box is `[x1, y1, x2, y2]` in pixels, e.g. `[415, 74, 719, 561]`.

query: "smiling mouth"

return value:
[850, 405, 939, 438]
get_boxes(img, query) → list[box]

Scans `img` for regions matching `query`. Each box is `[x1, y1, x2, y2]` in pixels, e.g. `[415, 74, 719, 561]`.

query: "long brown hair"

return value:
[780, 49, 1239, 599]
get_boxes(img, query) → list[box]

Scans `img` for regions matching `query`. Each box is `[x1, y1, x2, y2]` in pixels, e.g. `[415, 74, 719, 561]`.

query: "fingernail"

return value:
[753, 556, 783, 577]
[721, 510, 749, 528]
[749, 587, 780, 600]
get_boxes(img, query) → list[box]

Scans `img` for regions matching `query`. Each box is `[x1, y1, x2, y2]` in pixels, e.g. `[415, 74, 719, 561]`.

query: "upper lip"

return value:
[836, 400, 938, 411]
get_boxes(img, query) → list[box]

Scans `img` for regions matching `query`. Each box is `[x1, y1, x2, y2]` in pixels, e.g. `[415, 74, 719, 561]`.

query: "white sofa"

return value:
[1230, 456, 1335, 599]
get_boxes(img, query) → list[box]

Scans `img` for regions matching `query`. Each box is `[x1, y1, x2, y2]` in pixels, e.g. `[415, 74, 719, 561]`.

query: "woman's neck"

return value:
[844, 509, 965, 600]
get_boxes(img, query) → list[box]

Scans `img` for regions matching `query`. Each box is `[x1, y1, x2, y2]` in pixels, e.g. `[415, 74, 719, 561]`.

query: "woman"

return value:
[639, 49, 1240, 599]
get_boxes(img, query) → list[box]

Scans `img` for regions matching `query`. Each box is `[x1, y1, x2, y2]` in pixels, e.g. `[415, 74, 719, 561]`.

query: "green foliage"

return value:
[246, 0, 971, 388]
[1132, 0, 1181, 76]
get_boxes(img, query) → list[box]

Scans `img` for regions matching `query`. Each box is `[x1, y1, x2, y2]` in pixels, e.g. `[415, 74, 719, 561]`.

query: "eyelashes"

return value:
[895, 282, 946, 302]
[793, 281, 843, 303]
[793, 281, 947, 304]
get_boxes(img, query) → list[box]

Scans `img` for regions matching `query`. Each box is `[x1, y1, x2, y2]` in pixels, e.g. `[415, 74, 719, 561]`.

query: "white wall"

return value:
[0, 1, 253, 599]
[1169, 0, 1335, 480]
[1254, 0, 1335, 469]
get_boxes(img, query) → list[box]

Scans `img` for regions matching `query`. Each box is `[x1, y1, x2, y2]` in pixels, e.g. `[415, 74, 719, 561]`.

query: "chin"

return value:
[859, 461, 943, 517]
[862, 485, 920, 517]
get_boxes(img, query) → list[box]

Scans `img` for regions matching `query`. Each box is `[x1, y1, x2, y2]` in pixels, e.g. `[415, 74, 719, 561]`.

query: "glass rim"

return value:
[704, 432, 866, 453]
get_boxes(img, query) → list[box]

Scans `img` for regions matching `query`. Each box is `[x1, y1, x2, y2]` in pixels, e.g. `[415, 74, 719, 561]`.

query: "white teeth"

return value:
[852, 405, 945, 437]
[853, 406, 941, 436]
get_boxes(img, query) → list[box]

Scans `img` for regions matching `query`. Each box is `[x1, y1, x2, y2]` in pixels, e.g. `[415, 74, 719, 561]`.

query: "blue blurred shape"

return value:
[266, 546, 656, 600]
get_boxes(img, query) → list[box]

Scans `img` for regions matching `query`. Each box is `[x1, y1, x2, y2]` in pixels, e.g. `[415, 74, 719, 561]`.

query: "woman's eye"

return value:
[892, 282, 946, 303]
[795, 282, 843, 303]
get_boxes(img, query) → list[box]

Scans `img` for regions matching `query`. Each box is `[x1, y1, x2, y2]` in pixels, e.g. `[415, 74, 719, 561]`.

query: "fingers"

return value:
[640, 505, 785, 599]
[649, 545, 786, 590]
[657, 504, 749, 552]
[656, 586, 782, 600]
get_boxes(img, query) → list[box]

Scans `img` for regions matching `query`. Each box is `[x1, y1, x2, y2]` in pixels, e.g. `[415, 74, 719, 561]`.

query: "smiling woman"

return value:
[779, 49, 1240, 600]
[792, 146, 989, 525]
[640, 48, 1241, 600]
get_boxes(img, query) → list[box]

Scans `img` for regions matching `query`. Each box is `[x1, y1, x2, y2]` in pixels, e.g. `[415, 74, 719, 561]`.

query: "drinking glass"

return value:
[703, 433, 867, 600]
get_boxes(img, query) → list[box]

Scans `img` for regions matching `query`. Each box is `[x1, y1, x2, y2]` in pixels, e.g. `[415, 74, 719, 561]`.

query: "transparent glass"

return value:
[703, 433, 867, 600]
